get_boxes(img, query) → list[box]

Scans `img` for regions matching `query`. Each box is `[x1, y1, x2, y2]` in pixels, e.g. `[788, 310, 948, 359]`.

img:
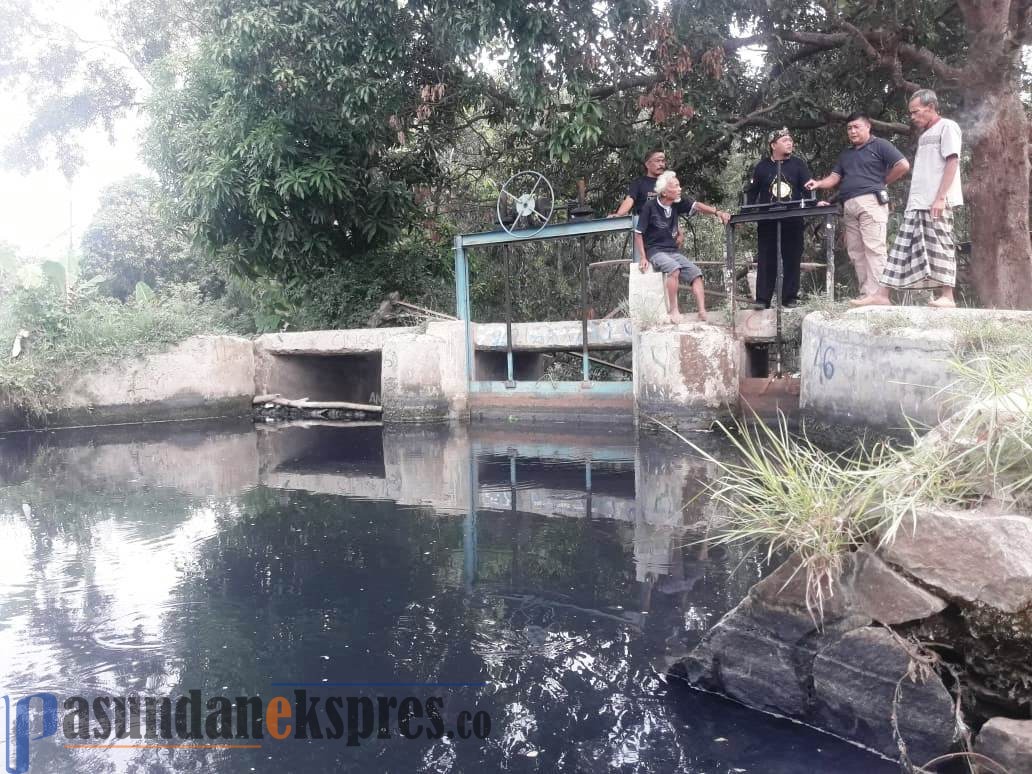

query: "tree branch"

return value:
[779, 25, 962, 85]
[588, 74, 663, 100]
[726, 101, 909, 137]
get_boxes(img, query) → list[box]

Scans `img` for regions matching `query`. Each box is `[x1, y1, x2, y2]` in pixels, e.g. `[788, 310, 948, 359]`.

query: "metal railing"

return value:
[453, 216, 637, 391]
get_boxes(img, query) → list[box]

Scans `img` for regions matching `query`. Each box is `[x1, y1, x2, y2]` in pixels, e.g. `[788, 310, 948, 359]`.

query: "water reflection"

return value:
[0, 420, 894, 773]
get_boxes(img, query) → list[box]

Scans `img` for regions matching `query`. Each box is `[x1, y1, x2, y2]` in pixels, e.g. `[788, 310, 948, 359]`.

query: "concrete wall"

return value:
[474, 319, 633, 351]
[8, 335, 255, 431]
[254, 327, 419, 355]
[1, 314, 768, 432]
[800, 308, 1032, 430]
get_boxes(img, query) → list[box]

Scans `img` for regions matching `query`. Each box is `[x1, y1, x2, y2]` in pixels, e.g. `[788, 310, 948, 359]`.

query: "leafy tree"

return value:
[80, 174, 212, 299]
[0, 0, 198, 175]
[4, 0, 1030, 311]
[658, 0, 1032, 307]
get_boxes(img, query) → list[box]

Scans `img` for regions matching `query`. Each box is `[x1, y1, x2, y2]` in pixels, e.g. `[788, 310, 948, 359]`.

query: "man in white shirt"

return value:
[881, 89, 963, 307]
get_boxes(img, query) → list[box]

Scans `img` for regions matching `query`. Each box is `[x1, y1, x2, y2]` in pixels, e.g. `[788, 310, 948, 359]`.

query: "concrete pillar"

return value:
[381, 321, 468, 422]
[633, 323, 739, 431]
[628, 262, 668, 326]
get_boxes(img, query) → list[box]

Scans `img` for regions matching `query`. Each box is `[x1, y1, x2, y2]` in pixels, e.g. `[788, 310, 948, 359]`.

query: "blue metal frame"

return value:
[470, 380, 632, 395]
[453, 216, 637, 397]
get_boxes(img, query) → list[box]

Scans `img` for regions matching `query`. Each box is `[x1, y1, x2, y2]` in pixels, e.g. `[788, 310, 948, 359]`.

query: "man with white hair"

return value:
[634, 171, 730, 323]
[881, 89, 963, 307]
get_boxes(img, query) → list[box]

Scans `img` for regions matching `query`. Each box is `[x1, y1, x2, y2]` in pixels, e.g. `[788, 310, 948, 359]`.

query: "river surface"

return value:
[0, 419, 896, 773]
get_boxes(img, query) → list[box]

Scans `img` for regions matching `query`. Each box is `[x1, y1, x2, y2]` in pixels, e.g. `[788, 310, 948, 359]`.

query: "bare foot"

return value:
[697, 311, 707, 323]
[849, 295, 892, 307]
[928, 296, 956, 308]
[669, 311, 682, 325]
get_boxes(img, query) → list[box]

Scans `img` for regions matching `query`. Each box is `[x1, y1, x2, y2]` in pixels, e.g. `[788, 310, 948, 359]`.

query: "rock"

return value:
[880, 507, 1032, 613]
[683, 596, 816, 716]
[850, 545, 947, 625]
[685, 554, 870, 717]
[975, 717, 1032, 773]
[750, 548, 945, 627]
[749, 553, 870, 628]
[683, 550, 951, 757]
[812, 627, 956, 762]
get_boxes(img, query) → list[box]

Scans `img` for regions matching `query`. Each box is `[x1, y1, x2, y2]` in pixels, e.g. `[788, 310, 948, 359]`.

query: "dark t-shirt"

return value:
[635, 196, 696, 257]
[832, 137, 906, 201]
[747, 156, 811, 204]
[626, 176, 661, 214]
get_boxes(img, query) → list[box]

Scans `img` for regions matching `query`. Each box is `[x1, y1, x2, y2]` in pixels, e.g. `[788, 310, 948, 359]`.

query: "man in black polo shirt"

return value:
[805, 112, 910, 305]
[611, 148, 666, 216]
[634, 170, 731, 323]
[746, 128, 811, 308]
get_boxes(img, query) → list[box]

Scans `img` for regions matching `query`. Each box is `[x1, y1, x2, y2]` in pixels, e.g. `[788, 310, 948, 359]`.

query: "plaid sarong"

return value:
[881, 209, 956, 289]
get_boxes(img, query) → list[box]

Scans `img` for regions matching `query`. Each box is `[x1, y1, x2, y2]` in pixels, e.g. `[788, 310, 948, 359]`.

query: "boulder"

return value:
[850, 545, 947, 625]
[812, 627, 956, 762]
[880, 507, 1032, 613]
[683, 549, 952, 758]
[975, 717, 1032, 773]
[683, 595, 818, 716]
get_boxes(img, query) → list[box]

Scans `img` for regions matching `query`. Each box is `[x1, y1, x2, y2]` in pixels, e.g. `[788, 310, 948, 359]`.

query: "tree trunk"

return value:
[958, 0, 1032, 308]
[962, 89, 1032, 308]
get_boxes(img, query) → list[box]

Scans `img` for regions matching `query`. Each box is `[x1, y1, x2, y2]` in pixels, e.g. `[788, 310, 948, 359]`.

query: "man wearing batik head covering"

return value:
[745, 128, 811, 308]
[881, 89, 963, 307]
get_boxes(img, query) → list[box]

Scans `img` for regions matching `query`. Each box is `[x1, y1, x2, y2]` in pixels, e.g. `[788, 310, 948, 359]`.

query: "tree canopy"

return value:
[3, 0, 1031, 312]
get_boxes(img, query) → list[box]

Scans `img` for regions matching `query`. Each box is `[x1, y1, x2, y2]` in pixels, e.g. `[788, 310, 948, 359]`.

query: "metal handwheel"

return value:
[496, 171, 555, 237]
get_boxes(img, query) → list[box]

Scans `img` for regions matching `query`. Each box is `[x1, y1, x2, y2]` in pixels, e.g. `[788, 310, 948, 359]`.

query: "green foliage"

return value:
[0, 281, 246, 417]
[134, 281, 156, 304]
[676, 415, 887, 622]
[146, 0, 433, 280]
[885, 340, 1032, 517]
[80, 175, 216, 300]
[39, 260, 66, 295]
[224, 231, 456, 332]
[4, 0, 1029, 317]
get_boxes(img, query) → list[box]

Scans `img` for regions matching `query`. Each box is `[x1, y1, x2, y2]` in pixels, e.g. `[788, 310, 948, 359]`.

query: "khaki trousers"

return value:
[842, 194, 889, 296]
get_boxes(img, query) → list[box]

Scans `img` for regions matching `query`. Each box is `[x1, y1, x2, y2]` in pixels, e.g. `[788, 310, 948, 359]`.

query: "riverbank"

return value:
[681, 306, 1032, 770]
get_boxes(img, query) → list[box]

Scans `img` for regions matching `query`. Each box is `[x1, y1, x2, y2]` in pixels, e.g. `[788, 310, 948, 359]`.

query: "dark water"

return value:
[0, 419, 896, 773]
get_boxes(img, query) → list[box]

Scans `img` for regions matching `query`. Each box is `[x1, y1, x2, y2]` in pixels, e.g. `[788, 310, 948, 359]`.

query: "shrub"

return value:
[0, 281, 246, 417]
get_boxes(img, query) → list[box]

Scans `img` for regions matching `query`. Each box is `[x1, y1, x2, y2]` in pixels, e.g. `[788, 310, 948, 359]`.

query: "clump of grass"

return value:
[0, 282, 245, 417]
[793, 294, 852, 320]
[879, 341, 1032, 521]
[948, 316, 1032, 354]
[865, 310, 914, 336]
[663, 414, 887, 623]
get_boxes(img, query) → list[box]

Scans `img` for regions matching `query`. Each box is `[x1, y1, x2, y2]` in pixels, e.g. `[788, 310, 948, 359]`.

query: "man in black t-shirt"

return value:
[806, 112, 910, 305]
[746, 128, 811, 308]
[611, 148, 666, 216]
[634, 171, 731, 323]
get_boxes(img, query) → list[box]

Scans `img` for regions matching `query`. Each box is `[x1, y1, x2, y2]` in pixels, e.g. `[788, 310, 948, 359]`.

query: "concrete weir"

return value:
[0, 317, 743, 432]
[252, 316, 741, 428]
